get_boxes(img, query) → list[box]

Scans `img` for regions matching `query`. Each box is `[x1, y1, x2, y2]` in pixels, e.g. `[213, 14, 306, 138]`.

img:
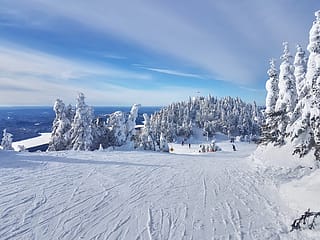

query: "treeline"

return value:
[261, 10, 320, 160]
[147, 96, 262, 144]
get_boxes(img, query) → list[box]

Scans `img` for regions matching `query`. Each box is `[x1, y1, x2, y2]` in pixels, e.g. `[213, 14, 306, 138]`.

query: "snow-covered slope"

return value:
[252, 143, 320, 238]
[0, 140, 287, 240]
[1, 138, 319, 239]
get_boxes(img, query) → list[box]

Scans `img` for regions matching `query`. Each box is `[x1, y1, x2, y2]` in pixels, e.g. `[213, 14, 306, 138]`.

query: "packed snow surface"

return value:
[1, 138, 318, 239]
[12, 133, 50, 151]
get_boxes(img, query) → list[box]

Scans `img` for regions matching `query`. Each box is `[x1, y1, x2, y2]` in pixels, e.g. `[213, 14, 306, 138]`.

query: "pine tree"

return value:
[279, 10, 320, 159]
[1, 129, 14, 150]
[139, 113, 155, 150]
[126, 104, 141, 142]
[274, 42, 297, 144]
[294, 45, 307, 100]
[261, 59, 279, 144]
[265, 59, 279, 115]
[159, 132, 169, 152]
[47, 99, 72, 151]
[308, 10, 320, 160]
[91, 117, 110, 150]
[69, 93, 93, 151]
[290, 45, 308, 125]
[107, 111, 127, 146]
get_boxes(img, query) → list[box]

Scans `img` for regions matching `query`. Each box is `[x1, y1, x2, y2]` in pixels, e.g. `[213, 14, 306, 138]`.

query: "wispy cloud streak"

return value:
[141, 67, 204, 79]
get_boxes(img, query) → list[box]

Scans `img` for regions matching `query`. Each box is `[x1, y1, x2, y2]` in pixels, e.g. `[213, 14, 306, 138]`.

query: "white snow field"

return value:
[0, 139, 318, 239]
[12, 133, 51, 151]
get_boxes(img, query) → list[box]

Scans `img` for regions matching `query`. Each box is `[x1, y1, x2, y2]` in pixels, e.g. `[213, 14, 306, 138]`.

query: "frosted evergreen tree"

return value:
[69, 93, 93, 151]
[107, 111, 127, 146]
[47, 99, 72, 151]
[274, 42, 297, 144]
[282, 10, 320, 158]
[126, 104, 141, 142]
[294, 45, 307, 100]
[261, 59, 279, 144]
[91, 117, 110, 150]
[159, 132, 169, 152]
[139, 113, 154, 150]
[308, 10, 320, 160]
[265, 59, 279, 115]
[275, 42, 297, 114]
[1, 129, 14, 150]
[290, 45, 308, 125]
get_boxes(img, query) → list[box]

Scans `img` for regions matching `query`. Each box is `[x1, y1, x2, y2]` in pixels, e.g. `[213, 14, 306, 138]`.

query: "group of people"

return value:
[198, 142, 219, 153]
[179, 139, 236, 153]
[181, 140, 191, 149]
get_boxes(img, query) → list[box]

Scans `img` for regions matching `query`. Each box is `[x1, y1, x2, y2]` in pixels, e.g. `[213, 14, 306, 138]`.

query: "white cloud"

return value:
[2, 0, 316, 85]
[0, 42, 206, 106]
[0, 42, 156, 105]
[1, 0, 319, 106]
[0, 74, 209, 106]
[0, 42, 150, 81]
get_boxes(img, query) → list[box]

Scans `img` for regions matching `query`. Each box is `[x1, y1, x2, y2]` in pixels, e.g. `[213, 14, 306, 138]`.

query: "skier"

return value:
[232, 144, 236, 151]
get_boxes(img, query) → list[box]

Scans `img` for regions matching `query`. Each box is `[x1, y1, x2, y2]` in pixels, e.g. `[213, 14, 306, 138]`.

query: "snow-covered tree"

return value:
[107, 111, 127, 146]
[69, 93, 93, 151]
[265, 59, 279, 115]
[159, 132, 169, 152]
[266, 10, 320, 159]
[126, 104, 141, 142]
[275, 42, 297, 114]
[308, 10, 320, 160]
[290, 45, 308, 125]
[261, 59, 279, 144]
[274, 42, 297, 144]
[1, 129, 14, 150]
[47, 99, 72, 151]
[294, 45, 307, 100]
[139, 113, 155, 150]
[91, 117, 110, 150]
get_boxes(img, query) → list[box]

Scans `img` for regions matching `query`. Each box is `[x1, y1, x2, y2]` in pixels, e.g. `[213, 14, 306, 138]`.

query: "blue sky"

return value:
[0, 0, 319, 106]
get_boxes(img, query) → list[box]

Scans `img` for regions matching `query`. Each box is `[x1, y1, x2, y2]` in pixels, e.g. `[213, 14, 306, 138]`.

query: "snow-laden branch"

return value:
[291, 209, 320, 231]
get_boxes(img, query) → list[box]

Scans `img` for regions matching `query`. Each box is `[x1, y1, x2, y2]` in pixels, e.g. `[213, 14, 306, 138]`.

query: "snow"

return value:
[252, 142, 320, 237]
[0, 136, 292, 239]
[2, 133, 320, 239]
[280, 169, 320, 211]
[12, 133, 51, 151]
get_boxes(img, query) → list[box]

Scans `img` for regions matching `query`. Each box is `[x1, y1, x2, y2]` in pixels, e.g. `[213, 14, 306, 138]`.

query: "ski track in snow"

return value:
[0, 143, 289, 240]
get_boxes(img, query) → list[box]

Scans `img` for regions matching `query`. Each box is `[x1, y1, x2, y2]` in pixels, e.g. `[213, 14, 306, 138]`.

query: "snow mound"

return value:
[280, 169, 320, 211]
[252, 142, 315, 170]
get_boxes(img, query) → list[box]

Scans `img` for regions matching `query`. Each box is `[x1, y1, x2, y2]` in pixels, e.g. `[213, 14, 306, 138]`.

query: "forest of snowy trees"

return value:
[262, 10, 320, 161]
[46, 93, 261, 152]
[144, 96, 262, 146]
